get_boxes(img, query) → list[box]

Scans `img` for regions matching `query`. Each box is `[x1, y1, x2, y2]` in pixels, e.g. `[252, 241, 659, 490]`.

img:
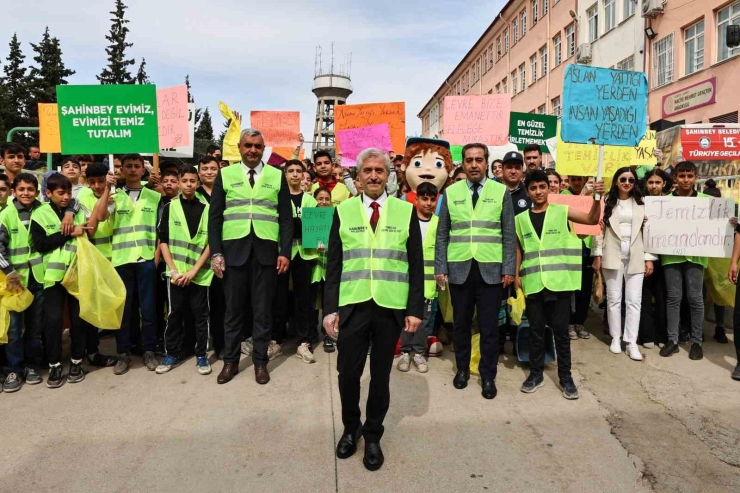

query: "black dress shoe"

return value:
[336, 424, 363, 459]
[482, 379, 497, 400]
[363, 442, 384, 471]
[453, 370, 470, 389]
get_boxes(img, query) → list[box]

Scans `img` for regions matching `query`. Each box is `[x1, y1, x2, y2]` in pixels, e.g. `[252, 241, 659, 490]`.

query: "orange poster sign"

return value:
[548, 194, 603, 236]
[39, 103, 61, 153]
[250, 111, 300, 147]
[335, 102, 405, 154]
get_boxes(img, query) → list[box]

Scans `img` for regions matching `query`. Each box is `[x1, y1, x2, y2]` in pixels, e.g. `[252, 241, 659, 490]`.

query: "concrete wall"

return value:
[576, 0, 645, 70]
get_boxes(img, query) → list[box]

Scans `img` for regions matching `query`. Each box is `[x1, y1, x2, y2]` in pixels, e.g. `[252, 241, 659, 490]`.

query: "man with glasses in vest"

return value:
[435, 145, 517, 400]
[323, 148, 424, 471]
[209, 128, 293, 385]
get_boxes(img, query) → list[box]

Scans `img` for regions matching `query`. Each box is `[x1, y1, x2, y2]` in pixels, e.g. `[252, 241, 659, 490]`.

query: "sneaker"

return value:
[397, 352, 411, 372]
[143, 351, 158, 371]
[2, 372, 22, 393]
[559, 376, 579, 400]
[659, 341, 679, 357]
[323, 336, 336, 353]
[46, 365, 65, 389]
[24, 368, 42, 385]
[610, 338, 622, 354]
[296, 343, 316, 364]
[678, 332, 690, 344]
[413, 354, 429, 373]
[267, 341, 283, 361]
[67, 361, 85, 383]
[569, 325, 578, 340]
[732, 364, 740, 381]
[626, 344, 643, 361]
[113, 354, 133, 375]
[642, 342, 655, 349]
[155, 355, 183, 374]
[241, 338, 253, 357]
[196, 356, 212, 375]
[714, 327, 729, 344]
[577, 325, 590, 339]
[520, 372, 545, 393]
[87, 353, 117, 367]
[427, 336, 443, 357]
[689, 343, 703, 361]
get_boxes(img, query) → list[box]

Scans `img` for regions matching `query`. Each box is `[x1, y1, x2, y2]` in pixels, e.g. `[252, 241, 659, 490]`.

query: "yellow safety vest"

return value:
[446, 179, 505, 263]
[166, 198, 213, 286]
[291, 192, 319, 260]
[311, 182, 351, 206]
[221, 164, 281, 242]
[111, 187, 161, 267]
[423, 215, 439, 300]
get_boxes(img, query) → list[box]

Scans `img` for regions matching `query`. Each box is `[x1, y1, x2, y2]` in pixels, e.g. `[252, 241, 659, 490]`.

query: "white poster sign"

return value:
[643, 196, 735, 258]
[160, 103, 196, 158]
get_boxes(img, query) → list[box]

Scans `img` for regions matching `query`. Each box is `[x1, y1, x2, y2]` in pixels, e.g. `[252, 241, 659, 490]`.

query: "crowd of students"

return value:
[0, 137, 738, 395]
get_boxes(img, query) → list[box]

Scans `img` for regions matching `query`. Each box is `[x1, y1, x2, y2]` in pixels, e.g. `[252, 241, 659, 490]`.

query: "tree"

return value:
[195, 107, 215, 145]
[27, 27, 75, 123]
[184, 74, 202, 126]
[97, 0, 135, 84]
[135, 58, 150, 84]
[0, 34, 31, 142]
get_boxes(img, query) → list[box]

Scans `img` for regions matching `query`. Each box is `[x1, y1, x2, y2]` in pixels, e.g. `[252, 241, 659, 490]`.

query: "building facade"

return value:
[576, 0, 644, 71]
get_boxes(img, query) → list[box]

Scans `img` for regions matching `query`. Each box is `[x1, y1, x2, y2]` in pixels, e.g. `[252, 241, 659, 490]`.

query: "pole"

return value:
[595, 144, 604, 201]
[153, 153, 160, 175]
[108, 154, 115, 193]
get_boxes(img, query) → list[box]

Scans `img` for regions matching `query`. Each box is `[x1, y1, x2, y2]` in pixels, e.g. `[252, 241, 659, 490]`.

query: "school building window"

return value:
[551, 96, 561, 116]
[718, 1, 740, 62]
[521, 10, 528, 37]
[490, 42, 495, 66]
[652, 33, 674, 88]
[538, 104, 547, 114]
[513, 19, 519, 44]
[540, 45, 548, 76]
[520, 64, 526, 92]
[588, 4, 599, 42]
[530, 55, 537, 84]
[496, 83, 501, 93]
[497, 37, 502, 59]
[532, 0, 539, 24]
[684, 20, 704, 75]
[543, 0, 549, 16]
[617, 55, 634, 71]
[604, 0, 616, 32]
[566, 24, 576, 58]
[504, 28, 510, 53]
[623, 0, 635, 19]
[512, 71, 518, 96]
[553, 34, 562, 66]
[502, 77, 508, 93]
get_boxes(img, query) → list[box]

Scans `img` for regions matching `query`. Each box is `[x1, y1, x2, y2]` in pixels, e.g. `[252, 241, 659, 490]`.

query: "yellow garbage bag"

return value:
[705, 257, 736, 308]
[0, 272, 34, 344]
[469, 333, 481, 376]
[507, 288, 526, 325]
[62, 237, 126, 329]
[218, 101, 242, 163]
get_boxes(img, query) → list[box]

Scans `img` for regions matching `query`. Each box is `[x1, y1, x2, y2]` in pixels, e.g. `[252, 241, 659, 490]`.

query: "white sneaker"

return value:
[241, 339, 253, 357]
[267, 341, 283, 361]
[296, 343, 315, 364]
[412, 354, 428, 373]
[627, 344, 643, 361]
[397, 352, 411, 372]
[642, 342, 655, 349]
[569, 325, 579, 340]
[610, 338, 622, 354]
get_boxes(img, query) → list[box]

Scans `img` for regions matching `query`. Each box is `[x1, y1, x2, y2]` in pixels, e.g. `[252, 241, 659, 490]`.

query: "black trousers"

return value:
[44, 283, 85, 365]
[223, 254, 276, 366]
[640, 261, 667, 344]
[273, 255, 316, 345]
[571, 256, 594, 326]
[449, 262, 503, 381]
[337, 300, 402, 443]
[209, 276, 226, 354]
[733, 282, 740, 361]
[164, 282, 210, 358]
[526, 290, 572, 378]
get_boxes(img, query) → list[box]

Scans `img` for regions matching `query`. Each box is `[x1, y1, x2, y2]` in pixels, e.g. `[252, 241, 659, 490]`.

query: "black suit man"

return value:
[209, 128, 293, 385]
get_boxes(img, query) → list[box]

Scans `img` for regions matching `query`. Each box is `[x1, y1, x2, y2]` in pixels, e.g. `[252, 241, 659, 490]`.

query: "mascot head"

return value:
[402, 137, 454, 194]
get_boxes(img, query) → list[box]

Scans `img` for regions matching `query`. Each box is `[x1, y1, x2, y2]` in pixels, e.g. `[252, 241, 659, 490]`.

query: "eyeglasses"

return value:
[619, 177, 636, 184]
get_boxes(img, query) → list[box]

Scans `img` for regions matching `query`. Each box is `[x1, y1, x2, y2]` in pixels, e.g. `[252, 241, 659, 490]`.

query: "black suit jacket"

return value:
[208, 164, 293, 267]
[324, 205, 425, 327]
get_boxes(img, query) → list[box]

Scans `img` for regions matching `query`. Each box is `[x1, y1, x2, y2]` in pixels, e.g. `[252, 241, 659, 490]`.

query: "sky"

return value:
[3, 0, 504, 154]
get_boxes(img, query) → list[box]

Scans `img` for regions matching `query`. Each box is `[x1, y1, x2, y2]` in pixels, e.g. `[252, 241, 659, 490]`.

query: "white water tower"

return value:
[312, 45, 353, 156]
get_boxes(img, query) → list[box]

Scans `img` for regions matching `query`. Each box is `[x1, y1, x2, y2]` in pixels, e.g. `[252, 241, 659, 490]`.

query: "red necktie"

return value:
[369, 202, 380, 232]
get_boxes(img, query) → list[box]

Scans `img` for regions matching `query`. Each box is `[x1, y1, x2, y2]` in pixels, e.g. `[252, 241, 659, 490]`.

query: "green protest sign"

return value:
[302, 207, 334, 249]
[450, 145, 463, 162]
[508, 112, 557, 154]
[56, 84, 159, 154]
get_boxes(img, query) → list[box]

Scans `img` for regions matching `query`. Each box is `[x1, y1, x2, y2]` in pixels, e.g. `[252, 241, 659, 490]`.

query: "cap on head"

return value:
[502, 151, 524, 166]
[405, 137, 451, 150]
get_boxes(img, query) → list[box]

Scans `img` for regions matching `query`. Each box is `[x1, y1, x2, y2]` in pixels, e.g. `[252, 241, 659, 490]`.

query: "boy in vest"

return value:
[0, 173, 10, 211]
[30, 173, 91, 388]
[397, 182, 438, 374]
[110, 153, 162, 375]
[310, 151, 351, 206]
[155, 165, 213, 375]
[515, 170, 604, 400]
[77, 163, 119, 368]
[61, 157, 84, 198]
[660, 161, 710, 360]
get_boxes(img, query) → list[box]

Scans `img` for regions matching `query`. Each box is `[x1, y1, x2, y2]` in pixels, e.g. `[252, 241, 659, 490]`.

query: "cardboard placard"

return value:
[443, 94, 511, 146]
[250, 111, 300, 147]
[38, 103, 61, 153]
[335, 102, 405, 154]
[548, 194, 603, 236]
[302, 207, 334, 249]
[336, 124, 392, 168]
[509, 112, 557, 153]
[156, 85, 190, 149]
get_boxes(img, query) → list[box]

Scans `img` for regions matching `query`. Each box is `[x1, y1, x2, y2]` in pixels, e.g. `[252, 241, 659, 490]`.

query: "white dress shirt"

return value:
[466, 176, 487, 195]
[242, 162, 264, 180]
[362, 192, 388, 221]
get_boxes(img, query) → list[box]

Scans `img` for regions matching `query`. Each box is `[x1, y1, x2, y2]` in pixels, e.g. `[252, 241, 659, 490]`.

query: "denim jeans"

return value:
[4, 312, 24, 374]
[664, 262, 704, 345]
[115, 261, 158, 354]
[3, 276, 45, 374]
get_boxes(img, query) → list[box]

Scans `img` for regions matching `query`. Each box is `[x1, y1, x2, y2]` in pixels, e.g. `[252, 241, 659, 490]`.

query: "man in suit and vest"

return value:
[209, 128, 293, 385]
[434, 145, 517, 400]
[323, 148, 424, 471]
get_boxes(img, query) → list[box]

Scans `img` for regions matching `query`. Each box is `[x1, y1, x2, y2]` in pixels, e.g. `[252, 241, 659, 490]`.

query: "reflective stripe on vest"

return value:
[291, 192, 319, 260]
[30, 204, 85, 287]
[221, 164, 281, 242]
[337, 196, 412, 310]
[111, 187, 161, 267]
[167, 199, 213, 286]
[78, 187, 113, 260]
[446, 179, 505, 263]
[423, 215, 439, 300]
[310, 182, 351, 206]
[311, 251, 328, 283]
[515, 204, 582, 296]
[0, 204, 43, 286]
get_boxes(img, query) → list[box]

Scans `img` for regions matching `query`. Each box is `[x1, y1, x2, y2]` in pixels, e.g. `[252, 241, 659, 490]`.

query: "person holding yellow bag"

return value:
[30, 174, 92, 389]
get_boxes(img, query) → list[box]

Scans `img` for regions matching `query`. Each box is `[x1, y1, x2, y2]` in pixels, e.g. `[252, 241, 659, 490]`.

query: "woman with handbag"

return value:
[592, 167, 655, 361]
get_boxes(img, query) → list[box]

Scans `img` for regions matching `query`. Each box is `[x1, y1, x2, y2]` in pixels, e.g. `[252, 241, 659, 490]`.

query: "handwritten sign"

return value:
[38, 103, 61, 153]
[57, 84, 159, 154]
[548, 194, 603, 235]
[272, 147, 305, 161]
[335, 102, 405, 154]
[336, 124, 392, 168]
[561, 65, 648, 146]
[250, 111, 300, 147]
[643, 196, 734, 258]
[302, 207, 334, 249]
[633, 130, 657, 165]
[509, 112, 557, 153]
[443, 94, 511, 146]
[161, 103, 196, 158]
[156, 85, 189, 149]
